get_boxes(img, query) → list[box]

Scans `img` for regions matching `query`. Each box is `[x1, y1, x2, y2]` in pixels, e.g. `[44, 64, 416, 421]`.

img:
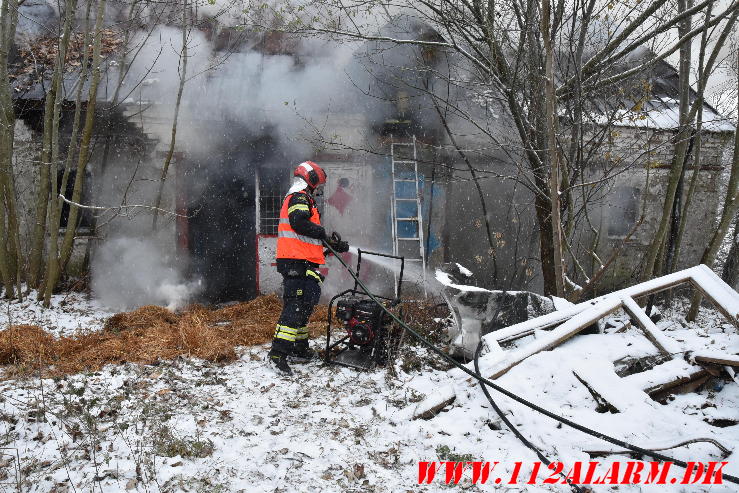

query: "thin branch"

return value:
[58, 194, 187, 218]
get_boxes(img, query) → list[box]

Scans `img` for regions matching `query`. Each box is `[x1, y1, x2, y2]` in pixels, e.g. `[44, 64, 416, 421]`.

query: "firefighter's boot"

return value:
[268, 348, 292, 375]
[268, 334, 293, 376]
[291, 341, 318, 363]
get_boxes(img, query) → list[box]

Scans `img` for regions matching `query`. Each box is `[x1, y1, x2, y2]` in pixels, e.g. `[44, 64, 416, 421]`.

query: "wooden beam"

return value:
[622, 358, 709, 400]
[692, 352, 739, 367]
[490, 265, 739, 345]
[687, 266, 739, 327]
[572, 360, 656, 413]
[491, 266, 702, 344]
[391, 385, 456, 422]
[621, 296, 679, 355]
[489, 298, 621, 379]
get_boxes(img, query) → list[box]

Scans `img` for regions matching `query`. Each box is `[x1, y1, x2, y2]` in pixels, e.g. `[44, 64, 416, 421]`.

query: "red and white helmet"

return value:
[294, 161, 327, 190]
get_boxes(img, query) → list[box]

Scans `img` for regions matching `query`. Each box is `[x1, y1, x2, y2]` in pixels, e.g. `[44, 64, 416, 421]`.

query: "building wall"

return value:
[578, 127, 732, 291]
[12, 119, 41, 247]
[440, 124, 733, 295]
[10, 118, 92, 276]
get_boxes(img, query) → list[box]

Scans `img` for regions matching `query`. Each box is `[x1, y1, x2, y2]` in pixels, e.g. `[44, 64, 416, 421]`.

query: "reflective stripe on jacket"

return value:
[276, 191, 325, 265]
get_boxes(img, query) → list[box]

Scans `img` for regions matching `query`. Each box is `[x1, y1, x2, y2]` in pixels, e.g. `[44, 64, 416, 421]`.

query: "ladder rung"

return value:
[393, 160, 416, 164]
[398, 237, 421, 241]
[396, 218, 418, 221]
[394, 198, 417, 201]
[394, 179, 416, 182]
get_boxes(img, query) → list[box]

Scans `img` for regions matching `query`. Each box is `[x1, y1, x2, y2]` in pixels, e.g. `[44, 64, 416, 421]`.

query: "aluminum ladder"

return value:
[390, 136, 427, 295]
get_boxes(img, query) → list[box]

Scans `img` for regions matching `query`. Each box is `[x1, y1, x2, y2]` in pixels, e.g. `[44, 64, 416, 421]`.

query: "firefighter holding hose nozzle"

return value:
[268, 161, 349, 375]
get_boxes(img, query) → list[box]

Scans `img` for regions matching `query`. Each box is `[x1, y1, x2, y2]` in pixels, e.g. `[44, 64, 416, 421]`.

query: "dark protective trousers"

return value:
[271, 274, 321, 354]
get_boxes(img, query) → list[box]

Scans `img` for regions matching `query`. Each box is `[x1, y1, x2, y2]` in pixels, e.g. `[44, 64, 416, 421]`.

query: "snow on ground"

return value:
[0, 291, 114, 338]
[0, 291, 738, 492]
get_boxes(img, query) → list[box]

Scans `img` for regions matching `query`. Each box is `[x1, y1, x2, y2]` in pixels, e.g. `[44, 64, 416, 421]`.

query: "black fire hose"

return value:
[322, 241, 739, 486]
[472, 340, 582, 493]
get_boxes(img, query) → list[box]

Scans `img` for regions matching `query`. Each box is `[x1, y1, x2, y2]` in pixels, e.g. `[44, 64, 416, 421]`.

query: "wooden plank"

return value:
[492, 304, 589, 343]
[621, 296, 679, 355]
[622, 358, 702, 393]
[620, 357, 713, 400]
[615, 266, 698, 300]
[572, 360, 655, 412]
[687, 266, 739, 327]
[489, 298, 622, 379]
[643, 369, 709, 400]
[391, 385, 456, 422]
[490, 266, 702, 344]
[692, 352, 739, 367]
[651, 374, 711, 401]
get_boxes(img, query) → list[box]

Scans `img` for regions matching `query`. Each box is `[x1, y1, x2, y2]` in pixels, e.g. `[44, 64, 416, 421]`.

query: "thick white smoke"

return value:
[90, 2, 447, 309]
[92, 236, 201, 311]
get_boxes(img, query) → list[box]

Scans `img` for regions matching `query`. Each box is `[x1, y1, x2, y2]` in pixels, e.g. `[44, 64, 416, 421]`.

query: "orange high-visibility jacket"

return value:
[276, 191, 325, 265]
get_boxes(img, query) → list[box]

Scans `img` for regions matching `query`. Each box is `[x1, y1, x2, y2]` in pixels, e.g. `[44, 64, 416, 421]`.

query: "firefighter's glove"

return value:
[325, 232, 349, 253]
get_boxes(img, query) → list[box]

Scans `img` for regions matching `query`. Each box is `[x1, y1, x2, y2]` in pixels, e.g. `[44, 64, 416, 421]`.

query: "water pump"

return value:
[324, 250, 405, 370]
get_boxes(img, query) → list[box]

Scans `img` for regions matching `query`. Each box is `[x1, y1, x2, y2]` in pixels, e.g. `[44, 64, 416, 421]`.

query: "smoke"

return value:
[118, 24, 380, 163]
[89, 4, 445, 309]
[92, 236, 201, 311]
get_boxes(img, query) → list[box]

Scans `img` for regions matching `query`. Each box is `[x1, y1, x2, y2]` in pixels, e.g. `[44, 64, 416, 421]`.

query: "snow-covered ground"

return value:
[0, 290, 738, 492]
[0, 292, 114, 337]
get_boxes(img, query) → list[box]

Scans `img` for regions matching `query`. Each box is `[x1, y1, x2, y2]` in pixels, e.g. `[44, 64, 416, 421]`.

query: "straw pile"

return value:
[0, 295, 331, 378]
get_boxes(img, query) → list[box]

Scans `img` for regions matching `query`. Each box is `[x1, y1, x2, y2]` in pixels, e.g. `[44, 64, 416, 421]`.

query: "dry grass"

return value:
[0, 295, 330, 378]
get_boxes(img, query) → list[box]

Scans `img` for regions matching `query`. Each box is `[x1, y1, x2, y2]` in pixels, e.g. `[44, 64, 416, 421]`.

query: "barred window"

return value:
[258, 168, 286, 235]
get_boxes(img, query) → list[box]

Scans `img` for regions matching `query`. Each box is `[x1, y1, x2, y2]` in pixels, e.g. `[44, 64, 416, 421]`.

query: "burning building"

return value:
[7, 4, 735, 306]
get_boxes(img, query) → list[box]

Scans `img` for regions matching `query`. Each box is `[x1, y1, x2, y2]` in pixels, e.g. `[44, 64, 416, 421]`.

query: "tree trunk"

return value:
[672, 2, 713, 269]
[152, 0, 188, 230]
[541, 0, 565, 297]
[722, 215, 739, 290]
[686, 77, 739, 320]
[641, 0, 694, 282]
[534, 182, 558, 295]
[665, 132, 694, 274]
[27, 4, 76, 289]
[42, 0, 78, 306]
[0, 184, 13, 297]
[58, 0, 107, 274]
[524, 0, 558, 296]
[0, 0, 20, 298]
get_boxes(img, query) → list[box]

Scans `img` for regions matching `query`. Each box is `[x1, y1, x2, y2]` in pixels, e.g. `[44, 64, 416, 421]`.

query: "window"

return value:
[257, 168, 286, 235]
[607, 186, 640, 238]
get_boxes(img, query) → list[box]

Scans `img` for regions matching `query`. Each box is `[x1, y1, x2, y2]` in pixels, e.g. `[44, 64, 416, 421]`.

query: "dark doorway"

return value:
[188, 171, 256, 302]
[184, 130, 281, 303]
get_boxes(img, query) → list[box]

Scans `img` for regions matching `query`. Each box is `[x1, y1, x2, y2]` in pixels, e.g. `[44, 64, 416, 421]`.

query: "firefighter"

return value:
[268, 161, 349, 375]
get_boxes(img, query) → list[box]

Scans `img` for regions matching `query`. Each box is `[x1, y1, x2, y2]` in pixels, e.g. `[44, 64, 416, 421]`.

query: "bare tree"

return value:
[152, 0, 190, 230]
[686, 73, 739, 319]
[56, 0, 108, 281]
[643, 1, 738, 281]
[42, 0, 91, 306]
[27, 0, 80, 290]
[723, 213, 739, 289]
[0, 0, 21, 298]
